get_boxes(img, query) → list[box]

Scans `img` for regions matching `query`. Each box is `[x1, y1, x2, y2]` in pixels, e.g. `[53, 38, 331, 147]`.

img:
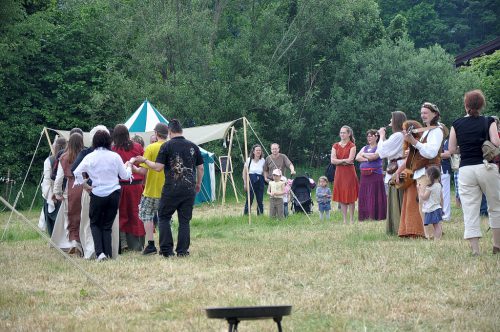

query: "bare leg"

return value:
[145, 221, 155, 242]
[419, 202, 434, 240]
[325, 211, 330, 221]
[433, 223, 442, 240]
[340, 203, 348, 224]
[349, 203, 355, 224]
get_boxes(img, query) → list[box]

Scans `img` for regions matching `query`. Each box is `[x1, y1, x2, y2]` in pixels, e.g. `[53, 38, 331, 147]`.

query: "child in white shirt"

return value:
[417, 166, 443, 240]
[267, 169, 285, 218]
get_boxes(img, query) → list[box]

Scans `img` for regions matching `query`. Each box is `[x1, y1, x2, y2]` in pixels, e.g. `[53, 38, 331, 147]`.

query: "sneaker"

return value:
[142, 244, 157, 255]
[177, 251, 190, 257]
[161, 252, 175, 258]
[96, 253, 108, 262]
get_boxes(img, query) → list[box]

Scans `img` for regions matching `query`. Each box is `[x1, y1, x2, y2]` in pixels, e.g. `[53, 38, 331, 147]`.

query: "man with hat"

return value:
[135, 119, 204, 257]
[133, 122, 168, 255]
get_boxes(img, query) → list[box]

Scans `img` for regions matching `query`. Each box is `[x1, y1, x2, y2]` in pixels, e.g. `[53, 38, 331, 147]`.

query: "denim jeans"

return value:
[244, 174, 264, 215]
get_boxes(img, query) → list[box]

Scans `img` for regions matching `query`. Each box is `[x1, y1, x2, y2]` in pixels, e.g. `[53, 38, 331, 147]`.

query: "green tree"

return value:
[460, 50, 500, 113]
[329, 38, 481, 146]
[387, 13, 407, 42]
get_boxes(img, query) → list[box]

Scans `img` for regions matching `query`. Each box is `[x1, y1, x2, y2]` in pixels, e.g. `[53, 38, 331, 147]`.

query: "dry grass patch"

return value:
[0, 205, 499, 331]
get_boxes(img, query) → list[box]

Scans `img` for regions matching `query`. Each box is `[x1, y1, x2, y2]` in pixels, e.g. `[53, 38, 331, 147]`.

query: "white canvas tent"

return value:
[51, 120, 238, 148]
[48, 119, 238, 205]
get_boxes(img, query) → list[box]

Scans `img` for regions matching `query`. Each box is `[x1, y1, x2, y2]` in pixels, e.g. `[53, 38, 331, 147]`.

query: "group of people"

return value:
[41, 120, 203, 260]
[335, 90, 500, 254]
[243, 89, 500, 256]
[40, 89, 499, 258]
[242, 143, 296, 219]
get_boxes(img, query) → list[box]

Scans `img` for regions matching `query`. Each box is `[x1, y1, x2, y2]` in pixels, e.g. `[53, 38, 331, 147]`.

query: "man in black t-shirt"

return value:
[136, 119, 204, 257]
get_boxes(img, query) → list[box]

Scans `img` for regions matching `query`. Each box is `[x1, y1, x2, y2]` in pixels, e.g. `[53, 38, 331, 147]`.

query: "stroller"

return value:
[290, 174, 316, 214]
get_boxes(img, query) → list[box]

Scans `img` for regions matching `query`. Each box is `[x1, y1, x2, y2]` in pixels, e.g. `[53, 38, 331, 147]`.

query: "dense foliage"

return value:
[0, 0, 495, 186]
[377, 0, 499, 55]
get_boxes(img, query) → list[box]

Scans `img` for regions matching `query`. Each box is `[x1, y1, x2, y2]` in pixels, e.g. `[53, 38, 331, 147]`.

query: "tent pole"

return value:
[0, 196, 109, 295]
[221, 165, 227, 205]
[243, 118, 251, 224]
[227, 127, 238, 203]
[222, 127, 235, 205]
[44, 127, 55, 156]
[229, 172, 239, 203]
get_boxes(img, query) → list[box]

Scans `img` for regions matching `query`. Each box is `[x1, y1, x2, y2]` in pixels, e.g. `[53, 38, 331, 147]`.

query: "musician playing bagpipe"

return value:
[392, 102, 447, 238]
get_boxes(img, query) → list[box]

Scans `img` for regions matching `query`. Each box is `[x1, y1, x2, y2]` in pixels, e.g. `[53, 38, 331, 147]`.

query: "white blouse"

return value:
[377, 132, 405, 183]
[413, 127, 444, 179]
[73, 148, 132, 197]
[246, 158, 265, 175]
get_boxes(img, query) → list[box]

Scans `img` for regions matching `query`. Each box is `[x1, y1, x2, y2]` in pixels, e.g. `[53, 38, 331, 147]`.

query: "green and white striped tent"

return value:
[124, 100, 169, 132]
[124, 100, 215, 205]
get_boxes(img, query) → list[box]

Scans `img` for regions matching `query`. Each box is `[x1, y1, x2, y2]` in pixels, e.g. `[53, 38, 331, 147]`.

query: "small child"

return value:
[316, 176, 332, 220]
[418, 166, 443, 240]
[268, 169, 285, 218]
[282, 176, 292, 217]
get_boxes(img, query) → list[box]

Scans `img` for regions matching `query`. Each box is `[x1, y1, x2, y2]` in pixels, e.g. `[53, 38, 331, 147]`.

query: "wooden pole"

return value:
[226, 127, 238, 203]
[243, 118, 251, 224]
[229, 172, 239, 203]
[221, 160, 227, 205]
[43, 127, 55, 156]
[0, 196, 109, 295]
[222, 127, 236, 205]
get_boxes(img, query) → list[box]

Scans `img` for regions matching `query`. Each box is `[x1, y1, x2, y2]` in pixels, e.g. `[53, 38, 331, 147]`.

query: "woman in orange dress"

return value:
[331, 125, 359, 224]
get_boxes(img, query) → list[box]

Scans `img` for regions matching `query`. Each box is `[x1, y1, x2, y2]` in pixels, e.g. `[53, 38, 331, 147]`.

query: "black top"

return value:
[441, 140, 451, 174]
[71, 147, 95, 173]
[156, 136, 204, 195]
[71, 147, 95, 186]
[452, 116, 495, 167]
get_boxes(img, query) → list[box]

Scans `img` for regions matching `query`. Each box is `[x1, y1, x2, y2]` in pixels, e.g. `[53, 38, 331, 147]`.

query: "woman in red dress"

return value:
[331, 125, 359, 224]
[112, 124, 146, 252]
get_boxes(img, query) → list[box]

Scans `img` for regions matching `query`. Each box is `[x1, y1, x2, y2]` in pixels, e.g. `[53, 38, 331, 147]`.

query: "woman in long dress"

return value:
[395, 103, 444, 238]
[364, 112, 406, 234]
[331, 125, 359, 224]
[356, 129, 386, 221]
[54, 133, 84, 255]
[41, 137, 67, 236]
[112, 124, 145, 252]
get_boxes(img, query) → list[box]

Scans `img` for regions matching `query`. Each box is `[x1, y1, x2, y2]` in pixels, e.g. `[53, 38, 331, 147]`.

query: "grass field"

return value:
[0, 202, 498, 331]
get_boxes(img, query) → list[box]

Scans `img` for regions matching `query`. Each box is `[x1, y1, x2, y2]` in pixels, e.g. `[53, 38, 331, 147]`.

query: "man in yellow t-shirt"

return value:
[133, 123, 168, 255]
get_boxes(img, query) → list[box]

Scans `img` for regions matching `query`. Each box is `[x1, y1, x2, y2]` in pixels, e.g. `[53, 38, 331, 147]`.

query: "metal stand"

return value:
[206, 305, 292, 332]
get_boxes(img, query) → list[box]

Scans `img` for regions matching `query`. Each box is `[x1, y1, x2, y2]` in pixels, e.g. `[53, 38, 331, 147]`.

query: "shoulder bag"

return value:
[482, 117, 500, 162]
